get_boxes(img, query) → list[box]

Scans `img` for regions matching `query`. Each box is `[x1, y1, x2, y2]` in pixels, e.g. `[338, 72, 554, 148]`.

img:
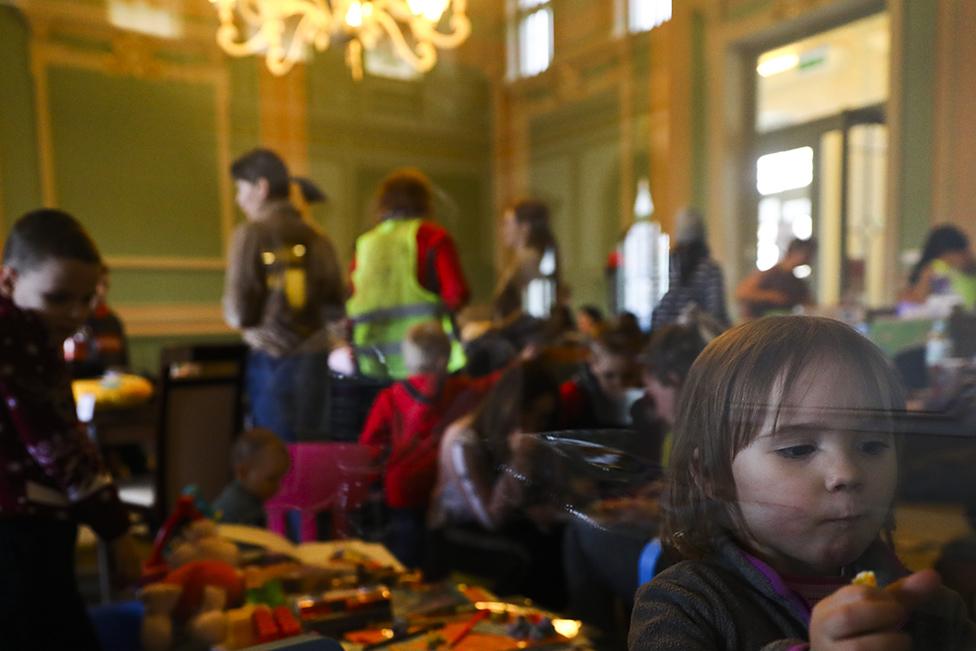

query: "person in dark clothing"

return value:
[0, 209, 139, 650]
[563, 325, 706, 644]
[631, 317, 976, 650]
[651, 208, 729, 331]
[736, 237, 817, 319]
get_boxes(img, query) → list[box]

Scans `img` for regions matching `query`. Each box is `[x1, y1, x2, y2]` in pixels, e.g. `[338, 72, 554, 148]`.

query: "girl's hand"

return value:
[809, 569, 942, 650]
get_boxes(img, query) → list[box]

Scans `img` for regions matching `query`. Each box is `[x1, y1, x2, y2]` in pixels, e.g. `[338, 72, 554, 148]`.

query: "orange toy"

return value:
[163, 560, 245, 622]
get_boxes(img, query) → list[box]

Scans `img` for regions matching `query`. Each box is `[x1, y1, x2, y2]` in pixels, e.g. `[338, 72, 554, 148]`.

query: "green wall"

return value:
[0, 8, 41, 219]
[0, 5, 492, 374]
[529, 91, 623, 310]
[47, 67, 224, 260]
[894, 0, 935, 255]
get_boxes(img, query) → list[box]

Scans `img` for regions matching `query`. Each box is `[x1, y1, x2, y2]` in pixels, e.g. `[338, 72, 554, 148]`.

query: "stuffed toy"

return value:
[139, 518, 244, 650]
[140, 559, 245, 651]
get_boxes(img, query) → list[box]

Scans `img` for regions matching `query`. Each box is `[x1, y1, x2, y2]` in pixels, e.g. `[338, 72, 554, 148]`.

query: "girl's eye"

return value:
[859, 440, 891, 456]
[776, 445, 816, 460]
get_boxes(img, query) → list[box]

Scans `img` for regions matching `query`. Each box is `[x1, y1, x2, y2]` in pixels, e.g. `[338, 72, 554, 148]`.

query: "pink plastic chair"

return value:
[265, 443, 378, 542]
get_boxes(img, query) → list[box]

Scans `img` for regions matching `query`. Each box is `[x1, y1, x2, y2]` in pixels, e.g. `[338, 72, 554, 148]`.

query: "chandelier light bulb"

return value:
[209, 0, 471, 78]
[345, 1, 364, 28]
[408, 0, 449, 22]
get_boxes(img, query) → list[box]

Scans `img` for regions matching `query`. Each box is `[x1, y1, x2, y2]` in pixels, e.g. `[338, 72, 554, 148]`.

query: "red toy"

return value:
[163, 560, 245, 622]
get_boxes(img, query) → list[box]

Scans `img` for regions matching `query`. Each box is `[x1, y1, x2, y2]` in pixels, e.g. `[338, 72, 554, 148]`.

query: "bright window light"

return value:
[792, 212, 814, 240]
[108, 0, 183, 39]
[756, 146, 813, 196]
[756, 51, 799, 77]
[756, 197, 781, 270]
[628, 0, 672, 33]
[518, 7, 553, 77]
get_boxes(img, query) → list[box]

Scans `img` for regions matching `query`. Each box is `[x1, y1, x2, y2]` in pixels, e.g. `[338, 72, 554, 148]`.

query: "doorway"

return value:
[745, 11, 890, 309]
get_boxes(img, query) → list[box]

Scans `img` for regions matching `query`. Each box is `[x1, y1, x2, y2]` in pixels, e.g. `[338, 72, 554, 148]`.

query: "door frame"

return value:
[745, 104, 886, 296]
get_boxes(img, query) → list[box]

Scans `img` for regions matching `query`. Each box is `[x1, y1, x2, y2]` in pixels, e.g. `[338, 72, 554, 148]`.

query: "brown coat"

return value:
[223, 200, 345, 357]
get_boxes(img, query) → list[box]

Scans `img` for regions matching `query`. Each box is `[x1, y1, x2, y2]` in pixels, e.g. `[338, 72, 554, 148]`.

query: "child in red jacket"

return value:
[559, 322, 643, 430]
[360, 322, 497, 567]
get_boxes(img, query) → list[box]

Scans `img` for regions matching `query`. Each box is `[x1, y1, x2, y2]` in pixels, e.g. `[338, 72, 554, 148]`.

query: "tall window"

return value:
[508, 0, 553, 79]
[619, 0, 671, 34]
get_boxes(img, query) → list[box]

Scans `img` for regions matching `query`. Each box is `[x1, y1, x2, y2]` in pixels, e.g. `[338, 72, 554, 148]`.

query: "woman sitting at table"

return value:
[901, 224, 976, 311]
[562, 325, 707, 644]
[428, 357, 566, 607]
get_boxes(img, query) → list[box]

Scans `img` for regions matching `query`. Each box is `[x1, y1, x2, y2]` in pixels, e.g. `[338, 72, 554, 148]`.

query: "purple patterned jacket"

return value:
[0, 295, 127, 539]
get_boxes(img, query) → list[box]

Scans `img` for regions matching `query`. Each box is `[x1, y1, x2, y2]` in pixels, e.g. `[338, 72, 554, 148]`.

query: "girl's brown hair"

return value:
[469, 357, 560, 467]
[664, 316, 905, 558]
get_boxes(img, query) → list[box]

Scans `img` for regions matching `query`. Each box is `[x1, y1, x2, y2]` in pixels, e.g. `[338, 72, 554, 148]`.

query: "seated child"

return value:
[630, 324, 709, 474]
[429, 357, 567, 608]
[575, 304, 604, 340]
[214, 427, 290, 527]
[360, 321, 498, 567]
[630, 316, 976, 649]
[0, 209, 138, 650]
[563, 325, 706, 640]
[66, 265, 130, 379]
[560, 321, 642, 429]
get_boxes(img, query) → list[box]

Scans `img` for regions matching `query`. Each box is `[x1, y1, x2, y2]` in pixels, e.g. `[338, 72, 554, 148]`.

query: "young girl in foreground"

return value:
[629, 316, 976, 650]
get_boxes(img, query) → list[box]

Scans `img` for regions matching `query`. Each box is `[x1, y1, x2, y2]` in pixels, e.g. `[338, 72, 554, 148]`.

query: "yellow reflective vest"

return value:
[347, 218, 465, 378]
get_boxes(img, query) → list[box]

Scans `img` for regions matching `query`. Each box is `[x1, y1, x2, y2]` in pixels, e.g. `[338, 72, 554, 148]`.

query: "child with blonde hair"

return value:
[630, 316, 975, 650]
[361, 321, 497, 567]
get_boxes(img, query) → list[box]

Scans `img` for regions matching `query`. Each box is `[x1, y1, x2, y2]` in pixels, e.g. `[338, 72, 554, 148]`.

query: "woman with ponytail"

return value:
[223, 147, 345, 441]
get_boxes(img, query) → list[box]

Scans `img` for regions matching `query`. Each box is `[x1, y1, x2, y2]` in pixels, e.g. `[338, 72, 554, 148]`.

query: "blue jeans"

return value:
[246, 349, 330, 442]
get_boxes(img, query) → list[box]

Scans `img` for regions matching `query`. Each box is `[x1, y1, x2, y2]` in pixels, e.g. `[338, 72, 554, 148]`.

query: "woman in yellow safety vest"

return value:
[346, 169, 469, 378]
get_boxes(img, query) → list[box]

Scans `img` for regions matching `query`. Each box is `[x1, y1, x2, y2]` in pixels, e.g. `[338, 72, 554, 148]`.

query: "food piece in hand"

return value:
[852, 571, 877, 588]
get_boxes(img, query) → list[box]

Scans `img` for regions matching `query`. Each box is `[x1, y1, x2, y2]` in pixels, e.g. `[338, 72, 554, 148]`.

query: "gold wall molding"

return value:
[12, 0, 218, 45]
[116, 302, 233, 337]
[106, 256, 225, 271]
[259, 63, 309, 176]
[21, 4, 234, 257]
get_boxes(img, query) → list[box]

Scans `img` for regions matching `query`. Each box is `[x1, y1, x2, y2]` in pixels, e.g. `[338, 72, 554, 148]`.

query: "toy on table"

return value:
[222, 604, 305, 650]
[141, 558, 245, 650]
[139, 496, 304, 650]
[296, 585, 393, 636]
[344, 590, 582, 651]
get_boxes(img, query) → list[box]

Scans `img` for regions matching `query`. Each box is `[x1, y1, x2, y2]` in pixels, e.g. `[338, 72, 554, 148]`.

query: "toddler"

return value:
[630, 316, 976, 649]
[214, 427, 290, 527]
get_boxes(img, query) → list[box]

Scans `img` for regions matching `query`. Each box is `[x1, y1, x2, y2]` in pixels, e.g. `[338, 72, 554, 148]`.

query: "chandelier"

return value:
[210, 0, 471, 79]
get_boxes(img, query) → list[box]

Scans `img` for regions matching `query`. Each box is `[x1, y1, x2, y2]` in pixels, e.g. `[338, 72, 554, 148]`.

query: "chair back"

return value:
[950, 310, 976, 358]
[154, 343, 248, 521]
[319, 373, 390, 442]
[266, 442, 377, 541]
